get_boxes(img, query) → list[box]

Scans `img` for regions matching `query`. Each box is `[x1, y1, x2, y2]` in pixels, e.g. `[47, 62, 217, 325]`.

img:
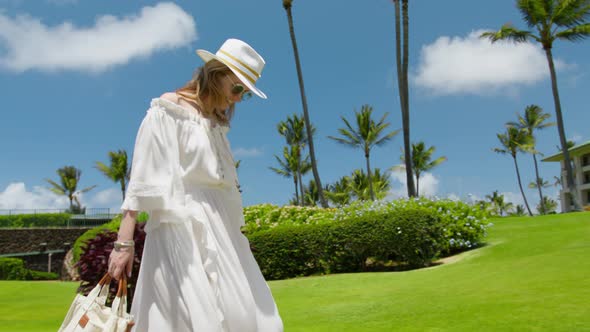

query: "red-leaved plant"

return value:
[76, 223, 146, 309]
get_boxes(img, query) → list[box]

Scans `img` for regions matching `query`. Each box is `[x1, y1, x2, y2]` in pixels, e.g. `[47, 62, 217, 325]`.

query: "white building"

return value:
[542, 140, 590, 212]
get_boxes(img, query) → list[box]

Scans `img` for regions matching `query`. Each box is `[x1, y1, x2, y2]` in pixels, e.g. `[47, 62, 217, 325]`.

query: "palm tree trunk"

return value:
[120, 180, 126, 201]
[394, 0, 416, 197]
[544, 48, 581, 211]
[284, 5, 328, 208]
[532, 154, 546, 214]
[68, 195, 74, 213]
[416, 174, 420, 197]
[298, 170, 305, 206]
[513, 155, 533, 216]
[365, 152, 375, 201]
[293, 175, 299, 205]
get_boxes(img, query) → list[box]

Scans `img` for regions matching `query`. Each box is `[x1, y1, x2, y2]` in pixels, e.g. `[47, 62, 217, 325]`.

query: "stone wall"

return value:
[0, 228, 91, 277]
[0, 228, 91, 255]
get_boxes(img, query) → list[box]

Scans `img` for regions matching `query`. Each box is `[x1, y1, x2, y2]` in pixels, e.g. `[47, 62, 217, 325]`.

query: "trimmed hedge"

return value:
[74, 199, 489, 284]
[248, 208, 444, 280]
[0, 257, 59, 280]
[0, 213, 71, 227]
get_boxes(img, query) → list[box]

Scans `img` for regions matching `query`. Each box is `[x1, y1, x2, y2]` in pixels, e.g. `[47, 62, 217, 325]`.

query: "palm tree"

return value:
[270, 145, 303, 205]
[277, 114, 314, 205]
[282, 0, 328, 208]
[301, 178, 324, 207]
[507, 104, 555, 214]
[537, 196, 559, 214]
[481, 0, 590, 211]
[485, 190, 514, 216]
[46, 166, 96, 213]
[326, 176, 352, 206]
[393, 0, 416, 198]
[510, 204, 527, 216]
[328, 105, 399, 200]
[348, 168, 392, 201]
[95, 149, 130, 201]
[494, 127, 535, 216]
[395, 141, 447, 196]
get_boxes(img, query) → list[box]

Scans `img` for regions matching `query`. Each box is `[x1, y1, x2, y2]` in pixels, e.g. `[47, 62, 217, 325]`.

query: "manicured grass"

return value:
[0, 280, 78, 332]
[1, 212, 588, 331]
[272, 212, 590, 331]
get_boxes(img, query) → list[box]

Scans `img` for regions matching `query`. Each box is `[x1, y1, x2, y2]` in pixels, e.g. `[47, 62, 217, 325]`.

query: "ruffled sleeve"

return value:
[121, 105, 184, 213]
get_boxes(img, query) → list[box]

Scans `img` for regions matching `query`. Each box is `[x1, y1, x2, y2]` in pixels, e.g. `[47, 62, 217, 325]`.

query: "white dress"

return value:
[120, 98, 284, 332]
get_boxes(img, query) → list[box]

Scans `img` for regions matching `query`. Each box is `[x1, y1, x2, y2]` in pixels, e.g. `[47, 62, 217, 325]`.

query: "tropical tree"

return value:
[46, 166, 96, 213]
[328, 105, 399, 200]
[510, 204, 527, 216]
[282, 0, 328, 208]
[95, 149, 130, 201]
[277, 114, 314, 205]
[537, 196, 559, 214]
[270, 145, 307, 205]
[529, 177, 552, 213]
[529, 177, 551, 191]
[395, 141, 447, 196]
[301, 179, 324, 207]
[325, 176, 352, 206]
[494, 127, 535, 216]
[392, 0, 416, 198]
[348, 168, 392, 201]
[485, 190, 514, 216]
[507, 104, 555, 214]
[481, 0, 590, 211]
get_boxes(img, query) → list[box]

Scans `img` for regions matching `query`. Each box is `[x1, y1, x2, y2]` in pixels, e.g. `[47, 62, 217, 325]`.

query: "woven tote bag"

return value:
[58, 273, 135, 332]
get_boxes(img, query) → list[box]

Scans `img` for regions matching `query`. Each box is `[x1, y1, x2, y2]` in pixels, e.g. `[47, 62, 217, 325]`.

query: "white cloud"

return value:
[0, 182, 69, 210]
[414, 30, 569, 95]
[388, 166, 440, 198]
[0, 2, 197, 73]
[87, 187, 122, 209]
[0, 182, 123, 212]
[233, 147, 263, 158]
[501, 191, 525, 207]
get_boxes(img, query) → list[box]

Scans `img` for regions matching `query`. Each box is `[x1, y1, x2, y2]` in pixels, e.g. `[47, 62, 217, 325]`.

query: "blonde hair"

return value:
[176, 59, 235, 125]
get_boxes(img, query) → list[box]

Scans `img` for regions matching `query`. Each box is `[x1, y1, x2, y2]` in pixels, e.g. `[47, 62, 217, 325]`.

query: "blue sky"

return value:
[0, 0, 588, 213]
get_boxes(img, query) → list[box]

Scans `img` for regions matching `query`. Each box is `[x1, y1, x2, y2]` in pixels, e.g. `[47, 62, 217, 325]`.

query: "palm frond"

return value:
[517, 0, 549, 27]
[78, 185, 97, 194]
[555, 23, 590, 41]
[553, 0, 590, 27]
[480, 24, 535, 43]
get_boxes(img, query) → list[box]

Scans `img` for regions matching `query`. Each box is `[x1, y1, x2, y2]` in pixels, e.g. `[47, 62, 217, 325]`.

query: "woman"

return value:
[108, 39, 284, 332]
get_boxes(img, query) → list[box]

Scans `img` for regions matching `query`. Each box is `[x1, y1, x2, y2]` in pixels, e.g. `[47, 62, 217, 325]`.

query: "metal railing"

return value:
[0, 208, 120, 228]
[0, 208, 67, 215]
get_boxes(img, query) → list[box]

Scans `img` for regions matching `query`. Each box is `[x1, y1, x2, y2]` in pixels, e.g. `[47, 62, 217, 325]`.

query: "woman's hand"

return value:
[109, 210, 138, 280]
[108, 246, 134, 280]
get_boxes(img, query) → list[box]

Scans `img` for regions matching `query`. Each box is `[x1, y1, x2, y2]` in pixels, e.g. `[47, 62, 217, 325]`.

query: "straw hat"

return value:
[196, 38, 267, 99]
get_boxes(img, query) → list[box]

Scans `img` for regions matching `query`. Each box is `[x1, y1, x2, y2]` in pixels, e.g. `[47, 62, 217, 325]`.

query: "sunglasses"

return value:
[228, 76, 252, 100]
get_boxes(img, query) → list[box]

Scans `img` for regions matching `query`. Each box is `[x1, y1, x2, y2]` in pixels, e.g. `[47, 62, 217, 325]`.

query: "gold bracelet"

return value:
[114, 240, 135, 251]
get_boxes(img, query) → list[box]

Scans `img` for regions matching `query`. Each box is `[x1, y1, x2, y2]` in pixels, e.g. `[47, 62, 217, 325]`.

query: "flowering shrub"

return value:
[334, 197, 492, 255]
[242, 203, 336, 234]
[244, 197, 492, 259]
[249, 208, 444, 280]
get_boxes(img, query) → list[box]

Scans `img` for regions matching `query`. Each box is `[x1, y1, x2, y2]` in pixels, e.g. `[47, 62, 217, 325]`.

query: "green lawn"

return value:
[1, 212, 589, 331]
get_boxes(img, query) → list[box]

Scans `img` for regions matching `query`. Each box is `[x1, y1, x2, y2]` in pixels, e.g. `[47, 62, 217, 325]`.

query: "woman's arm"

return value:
[108, 210, 137, 280]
